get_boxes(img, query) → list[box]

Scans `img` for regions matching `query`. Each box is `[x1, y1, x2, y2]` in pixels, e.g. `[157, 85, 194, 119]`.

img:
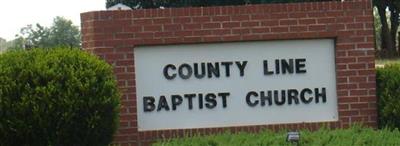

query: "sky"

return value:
[0, 0, 105, 41]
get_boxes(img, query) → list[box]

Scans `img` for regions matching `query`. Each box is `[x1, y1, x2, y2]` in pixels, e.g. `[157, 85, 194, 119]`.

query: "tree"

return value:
[0, 38, 5, 43]
[0, 37, 6, 52]
[17, 16, 80, 49]
[0, 37, 25, 51]
[374, 7, 382, 51]
[374, 0, 400, 58]
[7, 37, 26, 51]
[19, 24, 51, 49]
[49, 17, 80, 48]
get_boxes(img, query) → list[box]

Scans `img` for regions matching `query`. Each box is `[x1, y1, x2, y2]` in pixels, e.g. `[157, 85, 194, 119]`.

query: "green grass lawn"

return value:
[153, 126, 400, 146]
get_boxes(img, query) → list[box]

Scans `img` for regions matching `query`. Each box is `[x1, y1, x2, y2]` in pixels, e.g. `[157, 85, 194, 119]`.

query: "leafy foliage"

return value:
[0, 48, 120, 146]
[377, 63, 400, 129]
[17, 17, 80, 49]
[19, 23, 51, 49]
[48, 17, 81, 49]
[0, 37, 25, 52]
[154, 126, 400, 146]
[5, 37, 25, 51]
[106, 0, 336, 9]
[0, 38, 6, 52]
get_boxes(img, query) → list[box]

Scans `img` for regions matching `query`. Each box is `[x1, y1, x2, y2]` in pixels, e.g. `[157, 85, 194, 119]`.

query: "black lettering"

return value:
[288, 89, 299, 105]
[295, 58, 307, 73]
[143, 96, 156, 112]
[171, 95, 183, 110]
[207, 63, 220, 78]
[260, 91, 272, 106]
[178, 63, 193, 79]
[315, 87, 327, 103]
[184, 94, 196, 110]
[205, 93, 217, 109]
[194, 63, 206, 79]
[198, 93, 204, 109]
[157, 96, 170, 111]
[281, 59, 294, 74]
[218, 92, 230, 108]
[246, 91, 259, 107]
[263, 60, 274, 75]
[221, 62, 233, 77]
[163, 64, 176, 80]
[236, 61, 247, 76]
[300, 88, 313, 104]
[274, 90, 285, 105]
[275, 59, 280, 74]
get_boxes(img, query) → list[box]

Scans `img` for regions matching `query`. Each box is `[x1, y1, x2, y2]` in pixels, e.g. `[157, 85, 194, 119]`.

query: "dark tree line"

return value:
[106, 0, 335, 9]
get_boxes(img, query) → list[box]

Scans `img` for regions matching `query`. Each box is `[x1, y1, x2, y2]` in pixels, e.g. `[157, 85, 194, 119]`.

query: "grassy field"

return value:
[153, 126, 400, 146]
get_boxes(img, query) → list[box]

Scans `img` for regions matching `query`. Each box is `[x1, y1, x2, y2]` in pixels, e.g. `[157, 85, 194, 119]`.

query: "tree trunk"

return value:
[398, 31, 400, 55]
[389, 3, 399, 57]
[377, 0, 397, 58]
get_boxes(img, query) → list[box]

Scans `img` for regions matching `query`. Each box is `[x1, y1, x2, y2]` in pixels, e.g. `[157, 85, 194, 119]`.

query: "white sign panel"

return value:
[135, 39, 338, 131]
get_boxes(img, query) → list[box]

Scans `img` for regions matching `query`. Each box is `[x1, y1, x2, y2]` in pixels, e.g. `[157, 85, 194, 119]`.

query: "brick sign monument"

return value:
[81, 0, 376, 145]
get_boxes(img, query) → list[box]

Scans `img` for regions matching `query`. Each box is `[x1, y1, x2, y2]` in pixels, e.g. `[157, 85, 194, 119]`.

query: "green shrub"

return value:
[0, 48, 120, 146]
[154, 126, 400, 146]
[377, 63, 400, 129]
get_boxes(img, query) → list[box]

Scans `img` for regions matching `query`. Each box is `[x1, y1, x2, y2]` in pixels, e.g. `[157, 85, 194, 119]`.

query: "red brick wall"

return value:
[81, 0, 376, 145]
